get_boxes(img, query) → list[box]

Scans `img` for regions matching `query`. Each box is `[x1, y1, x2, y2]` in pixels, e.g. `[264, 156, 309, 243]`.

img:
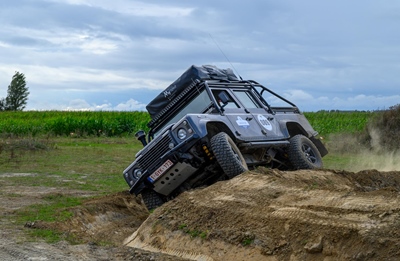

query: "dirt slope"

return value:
[1, 168, 400, 260]
[125, 168, 400, 261]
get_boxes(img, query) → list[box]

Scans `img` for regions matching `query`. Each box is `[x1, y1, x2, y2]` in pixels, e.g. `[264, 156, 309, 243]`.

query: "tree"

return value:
[0, 98, 5, 111]
[1, 71, 29, 111]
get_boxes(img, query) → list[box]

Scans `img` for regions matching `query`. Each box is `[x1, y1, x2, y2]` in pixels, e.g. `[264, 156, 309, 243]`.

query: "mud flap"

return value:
[310, 137, 328, 157]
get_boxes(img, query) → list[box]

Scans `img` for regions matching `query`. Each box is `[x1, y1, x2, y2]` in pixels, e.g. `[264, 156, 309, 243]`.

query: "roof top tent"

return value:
[146, 65, 239, 119]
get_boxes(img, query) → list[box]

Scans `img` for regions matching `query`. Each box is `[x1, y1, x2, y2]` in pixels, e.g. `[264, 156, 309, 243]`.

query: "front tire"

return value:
[140, 189, 165, 210]
[288, 134, 323, 169]
[211, 132, 248, 178]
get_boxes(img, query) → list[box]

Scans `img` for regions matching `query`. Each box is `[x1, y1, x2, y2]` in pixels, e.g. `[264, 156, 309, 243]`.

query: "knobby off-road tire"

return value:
[211, 132, 248, 179]
[140, 189, 165, 210]
[288, 134, 323, 169]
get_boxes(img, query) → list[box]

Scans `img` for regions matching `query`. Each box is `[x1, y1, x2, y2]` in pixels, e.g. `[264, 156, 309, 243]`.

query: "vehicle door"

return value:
[231, 89, 287, 141]
[211, 89, 266, 141]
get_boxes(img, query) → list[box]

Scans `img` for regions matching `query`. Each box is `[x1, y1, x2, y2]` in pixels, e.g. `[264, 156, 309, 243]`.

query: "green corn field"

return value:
[0, 110, 376, 137]
[0, 111, 151, 137]
[304, 110, 375, 137]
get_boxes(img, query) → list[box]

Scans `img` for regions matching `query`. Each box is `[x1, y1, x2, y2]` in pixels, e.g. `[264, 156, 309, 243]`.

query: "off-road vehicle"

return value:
[123, 65, 328, 209]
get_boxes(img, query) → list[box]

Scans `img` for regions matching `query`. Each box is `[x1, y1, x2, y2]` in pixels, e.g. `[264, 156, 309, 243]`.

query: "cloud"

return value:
[282, 90, 400, 112]
[114, 99, 147, 111]
[28, 98, 146, 111]
[46, 0, 194, 17]
[1, 1, 400, 112]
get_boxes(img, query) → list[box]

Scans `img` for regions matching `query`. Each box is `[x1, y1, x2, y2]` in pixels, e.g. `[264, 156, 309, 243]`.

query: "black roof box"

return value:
[146, 65, 238, 118]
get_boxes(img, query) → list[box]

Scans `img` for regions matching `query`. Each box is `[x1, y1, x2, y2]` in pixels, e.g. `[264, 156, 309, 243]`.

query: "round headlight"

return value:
[177, 128, 187, 140]
[133, 169, 143, 179]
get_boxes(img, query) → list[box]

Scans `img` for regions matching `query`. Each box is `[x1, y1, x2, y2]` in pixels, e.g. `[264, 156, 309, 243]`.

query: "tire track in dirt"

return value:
[125, 168, 400, 261]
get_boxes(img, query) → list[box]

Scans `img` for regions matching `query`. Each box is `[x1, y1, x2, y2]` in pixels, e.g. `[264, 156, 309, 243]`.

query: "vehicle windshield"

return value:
[153, 89, 212, 136]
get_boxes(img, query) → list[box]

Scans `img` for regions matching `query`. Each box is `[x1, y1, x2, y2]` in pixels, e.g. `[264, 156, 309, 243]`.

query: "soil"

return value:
[1, 168, 400, 260]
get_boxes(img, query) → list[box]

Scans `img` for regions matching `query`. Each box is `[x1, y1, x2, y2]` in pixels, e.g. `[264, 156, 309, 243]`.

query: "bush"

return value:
[360, 105, 400, 151]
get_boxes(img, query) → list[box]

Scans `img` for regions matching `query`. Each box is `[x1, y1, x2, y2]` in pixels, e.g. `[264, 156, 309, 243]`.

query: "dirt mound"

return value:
[13, 168, 400, 260]
[124, 168, 400, 261]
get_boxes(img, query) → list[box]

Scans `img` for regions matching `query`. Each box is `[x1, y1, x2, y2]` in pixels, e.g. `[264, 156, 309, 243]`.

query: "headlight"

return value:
[177, 128, 187, 140]
[133, 169, 143, 179]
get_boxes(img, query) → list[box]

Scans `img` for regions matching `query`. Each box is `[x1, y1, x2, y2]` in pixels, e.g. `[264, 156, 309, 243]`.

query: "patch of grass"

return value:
[91, 240, 115, 247]
[199, 231, 208, 239]
[178, 224, 187, 230]
[26, 229, 63, 243]
[15, 194, 84, 242]
[178, 224, 208, 239]
[17, 194, 82, 223]
[188, 229, 208, 239]
[241, 237, 254, 246]
[5, 193, 23, 198]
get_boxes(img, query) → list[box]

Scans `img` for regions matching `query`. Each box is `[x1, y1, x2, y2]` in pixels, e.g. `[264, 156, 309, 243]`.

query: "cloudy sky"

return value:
[0, 0, 399, 112]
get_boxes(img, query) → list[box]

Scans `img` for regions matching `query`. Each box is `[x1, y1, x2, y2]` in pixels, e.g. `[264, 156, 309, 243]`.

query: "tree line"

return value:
[0, 71, 29, 111]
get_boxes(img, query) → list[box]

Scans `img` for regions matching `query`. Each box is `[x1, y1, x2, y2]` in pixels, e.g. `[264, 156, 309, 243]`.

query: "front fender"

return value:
[186, 114, 238, 141]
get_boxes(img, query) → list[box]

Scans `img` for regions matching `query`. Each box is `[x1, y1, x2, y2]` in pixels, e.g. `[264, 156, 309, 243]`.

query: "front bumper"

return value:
[123, 133, 200, 195]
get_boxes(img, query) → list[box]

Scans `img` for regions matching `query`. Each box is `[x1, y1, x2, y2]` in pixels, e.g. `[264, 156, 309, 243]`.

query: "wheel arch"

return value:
[196, 117, 237, 142]
[285, 121, 310, 138]
[284, 121, 328, 157]
[206, 121, 236, 141]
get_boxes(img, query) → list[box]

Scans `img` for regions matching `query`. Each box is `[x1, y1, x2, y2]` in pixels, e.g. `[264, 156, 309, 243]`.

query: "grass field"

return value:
[304, 110, 374, 136]
[0, 110, 378, 242]
[0, 137, 142, 189]
[0, 110, 375, 137]
[0, 110, 378, 176]
[0, 111, 151, 137]
[1, 136, 144, 242]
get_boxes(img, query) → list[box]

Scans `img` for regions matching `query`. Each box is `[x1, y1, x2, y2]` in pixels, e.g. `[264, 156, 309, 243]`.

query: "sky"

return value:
[0, 0, 399, 112]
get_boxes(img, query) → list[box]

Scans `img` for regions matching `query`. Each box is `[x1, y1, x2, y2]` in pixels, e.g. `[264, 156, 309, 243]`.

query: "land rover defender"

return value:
[123, 65, 328, 209]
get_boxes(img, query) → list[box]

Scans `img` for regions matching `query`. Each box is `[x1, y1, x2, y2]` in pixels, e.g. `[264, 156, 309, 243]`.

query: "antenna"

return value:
[209, 34, 242, 80]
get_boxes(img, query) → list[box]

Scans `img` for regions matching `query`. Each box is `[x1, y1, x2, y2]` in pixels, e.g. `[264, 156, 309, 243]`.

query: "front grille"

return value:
[136, 132, 173, 171]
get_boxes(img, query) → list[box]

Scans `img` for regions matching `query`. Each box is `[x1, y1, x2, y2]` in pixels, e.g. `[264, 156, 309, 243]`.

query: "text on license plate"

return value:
[148, 160, 174, 182]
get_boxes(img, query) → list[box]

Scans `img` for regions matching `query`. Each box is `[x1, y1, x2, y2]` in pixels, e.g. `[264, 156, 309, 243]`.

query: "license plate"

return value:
[148, 160, 174, 182]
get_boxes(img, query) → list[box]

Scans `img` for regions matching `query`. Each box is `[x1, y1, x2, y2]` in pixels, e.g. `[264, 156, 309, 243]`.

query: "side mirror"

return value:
[218, 92, 231, 108]
[135, 130, 147, 147]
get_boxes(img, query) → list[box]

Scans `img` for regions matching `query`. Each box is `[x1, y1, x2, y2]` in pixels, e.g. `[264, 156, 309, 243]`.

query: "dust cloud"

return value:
[328, 128, 400, 172]
[348, 150, 400, 172]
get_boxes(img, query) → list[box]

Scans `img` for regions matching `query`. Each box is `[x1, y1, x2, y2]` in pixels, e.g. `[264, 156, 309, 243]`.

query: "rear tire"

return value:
[211, 132, 248, 178]
[288, 134, 323, 169]
[140, 189, 164, 210]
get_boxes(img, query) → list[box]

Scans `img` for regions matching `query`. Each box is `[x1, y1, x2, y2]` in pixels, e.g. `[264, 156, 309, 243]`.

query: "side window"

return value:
[233, 91, 262, 109]
[212, 90, 240, 109]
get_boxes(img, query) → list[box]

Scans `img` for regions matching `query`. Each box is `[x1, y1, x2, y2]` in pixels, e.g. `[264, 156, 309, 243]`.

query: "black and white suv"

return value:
[123, 65, 328, 209]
